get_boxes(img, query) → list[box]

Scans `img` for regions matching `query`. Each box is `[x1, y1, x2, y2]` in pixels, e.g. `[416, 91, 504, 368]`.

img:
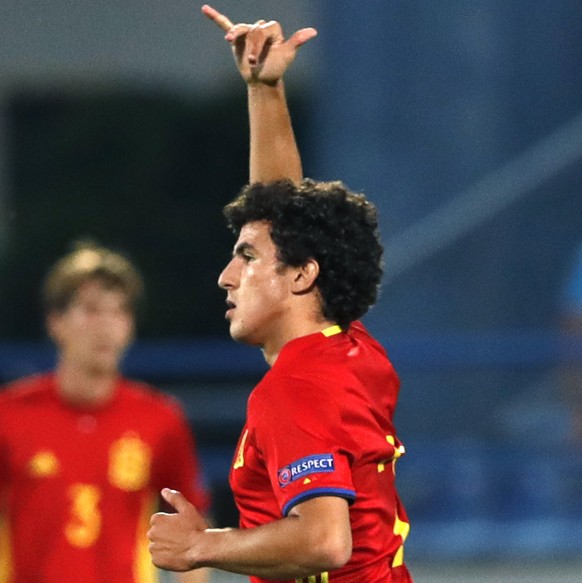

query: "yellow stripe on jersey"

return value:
[393, 512, 410, 541]
[392, 511, 411, 568]
[321, 325, 342, 337]
[386, 435, 406, 458]
[393, 544, 405, 568]
[386, 435, 406, 475]
[295, 574, 329, 583]
[0, 514, 13, 583]
[233, 428, 249, 470]
[134, 493, 159, 583]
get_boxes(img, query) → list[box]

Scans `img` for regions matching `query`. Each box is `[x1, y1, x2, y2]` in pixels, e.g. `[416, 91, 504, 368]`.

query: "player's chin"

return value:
[229, 324, 261, 347]
[228, 324, 246, 343]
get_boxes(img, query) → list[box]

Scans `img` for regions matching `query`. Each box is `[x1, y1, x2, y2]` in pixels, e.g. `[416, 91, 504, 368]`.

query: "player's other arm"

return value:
[148, 489, 351, 580]
[202, 4, 317, 184]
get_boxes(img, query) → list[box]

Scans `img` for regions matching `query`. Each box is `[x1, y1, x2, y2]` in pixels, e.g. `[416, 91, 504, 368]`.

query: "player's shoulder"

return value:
[258, 359, 334, 406]
[0, 372, 53, 406]
[349, 320, 388, 354]
[116, 377, 185, 416]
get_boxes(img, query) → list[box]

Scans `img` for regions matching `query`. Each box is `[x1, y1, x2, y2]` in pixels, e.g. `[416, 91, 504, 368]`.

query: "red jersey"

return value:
[230, 322, 412, 583]
[0, 373, 209, 583]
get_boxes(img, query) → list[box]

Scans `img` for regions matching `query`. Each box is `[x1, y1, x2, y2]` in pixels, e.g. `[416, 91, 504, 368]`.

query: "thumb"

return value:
[161, 488, 190, 513]
[287, 27, 318, 50]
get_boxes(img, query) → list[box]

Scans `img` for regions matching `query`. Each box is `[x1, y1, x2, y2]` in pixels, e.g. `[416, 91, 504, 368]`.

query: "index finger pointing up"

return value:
[201, 4, 234, 32]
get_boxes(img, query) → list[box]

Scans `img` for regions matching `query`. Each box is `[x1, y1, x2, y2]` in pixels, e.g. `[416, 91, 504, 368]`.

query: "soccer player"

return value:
[147, 5, 413, 583]
[0, 242, 210, 583]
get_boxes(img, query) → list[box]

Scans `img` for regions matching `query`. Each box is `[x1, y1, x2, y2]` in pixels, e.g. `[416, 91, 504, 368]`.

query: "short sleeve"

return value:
[253, 375, 356, 516]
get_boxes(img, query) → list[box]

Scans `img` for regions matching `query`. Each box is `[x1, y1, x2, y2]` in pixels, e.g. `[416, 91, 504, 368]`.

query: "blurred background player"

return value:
[0, 241, 210, 583]
[147, 6, 412, 582]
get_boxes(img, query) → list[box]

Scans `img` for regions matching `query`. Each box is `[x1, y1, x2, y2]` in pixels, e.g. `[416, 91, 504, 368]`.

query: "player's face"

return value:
[47, 279, 134, 376]
[218, 221, 295, 348]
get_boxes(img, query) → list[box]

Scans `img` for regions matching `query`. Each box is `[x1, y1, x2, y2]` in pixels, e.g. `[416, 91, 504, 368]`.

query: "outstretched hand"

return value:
[148, 489, 209, 572]
[202, 4, 317, 85]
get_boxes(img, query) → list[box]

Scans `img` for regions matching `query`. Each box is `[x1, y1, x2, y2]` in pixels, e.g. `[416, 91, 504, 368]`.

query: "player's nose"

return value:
[218, 258, 237, 289]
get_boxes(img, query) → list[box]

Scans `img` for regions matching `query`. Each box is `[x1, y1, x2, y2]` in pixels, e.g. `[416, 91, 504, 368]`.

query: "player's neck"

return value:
[262, 314, 337, 367]
[55, 360, 119, 407]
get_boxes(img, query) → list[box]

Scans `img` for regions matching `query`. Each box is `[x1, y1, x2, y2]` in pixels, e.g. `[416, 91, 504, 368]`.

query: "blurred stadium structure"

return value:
[2, 1, 582, 578]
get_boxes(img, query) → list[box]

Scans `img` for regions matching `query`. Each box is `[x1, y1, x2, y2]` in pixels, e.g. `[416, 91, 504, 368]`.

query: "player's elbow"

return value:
[320, 533, 352, 570]
[291, 496, 353, 572]
[305, 526, 352, 571]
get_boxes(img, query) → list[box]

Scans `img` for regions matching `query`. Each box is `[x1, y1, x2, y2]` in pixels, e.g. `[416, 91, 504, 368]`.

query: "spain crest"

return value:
[108, 432, 151, 491]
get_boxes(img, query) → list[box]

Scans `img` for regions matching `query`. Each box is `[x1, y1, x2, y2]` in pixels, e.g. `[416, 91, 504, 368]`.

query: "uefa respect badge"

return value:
[278, 453, 335, 487]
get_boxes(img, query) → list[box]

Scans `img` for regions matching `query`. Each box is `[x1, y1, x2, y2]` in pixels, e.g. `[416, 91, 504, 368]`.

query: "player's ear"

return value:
[45, 311, 63, 344]
[291, 258, 319, 294]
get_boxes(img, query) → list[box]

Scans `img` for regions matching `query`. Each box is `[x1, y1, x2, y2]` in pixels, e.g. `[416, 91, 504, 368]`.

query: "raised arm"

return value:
[202, 4, 317, 184]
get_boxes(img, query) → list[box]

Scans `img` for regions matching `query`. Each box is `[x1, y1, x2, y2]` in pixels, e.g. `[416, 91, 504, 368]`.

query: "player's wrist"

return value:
[247, 79, 285, 97]
[246, 77, 283, 88]
[193, 527, 234, 569]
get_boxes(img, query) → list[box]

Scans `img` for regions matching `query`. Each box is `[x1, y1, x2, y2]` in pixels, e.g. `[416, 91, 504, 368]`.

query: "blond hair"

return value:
[43, 241, 144, 313]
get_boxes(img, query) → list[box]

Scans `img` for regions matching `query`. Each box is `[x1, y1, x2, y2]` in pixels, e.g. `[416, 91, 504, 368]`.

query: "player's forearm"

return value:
[194, 516, 348, 579]
[177, 567, 209, 583]
[248, 81, 302, 185]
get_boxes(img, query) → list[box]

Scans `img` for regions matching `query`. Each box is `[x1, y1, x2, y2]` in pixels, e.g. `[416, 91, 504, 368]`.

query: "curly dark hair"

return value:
[223, 179, 384, 328]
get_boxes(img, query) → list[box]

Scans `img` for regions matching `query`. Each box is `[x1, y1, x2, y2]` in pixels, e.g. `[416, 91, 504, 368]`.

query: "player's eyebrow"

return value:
[233, 241, 257, 257]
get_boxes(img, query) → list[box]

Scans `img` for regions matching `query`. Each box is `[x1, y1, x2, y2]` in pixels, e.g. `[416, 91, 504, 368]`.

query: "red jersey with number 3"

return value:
[230, 322, 413, 583]
[0, 373, 209, 583]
